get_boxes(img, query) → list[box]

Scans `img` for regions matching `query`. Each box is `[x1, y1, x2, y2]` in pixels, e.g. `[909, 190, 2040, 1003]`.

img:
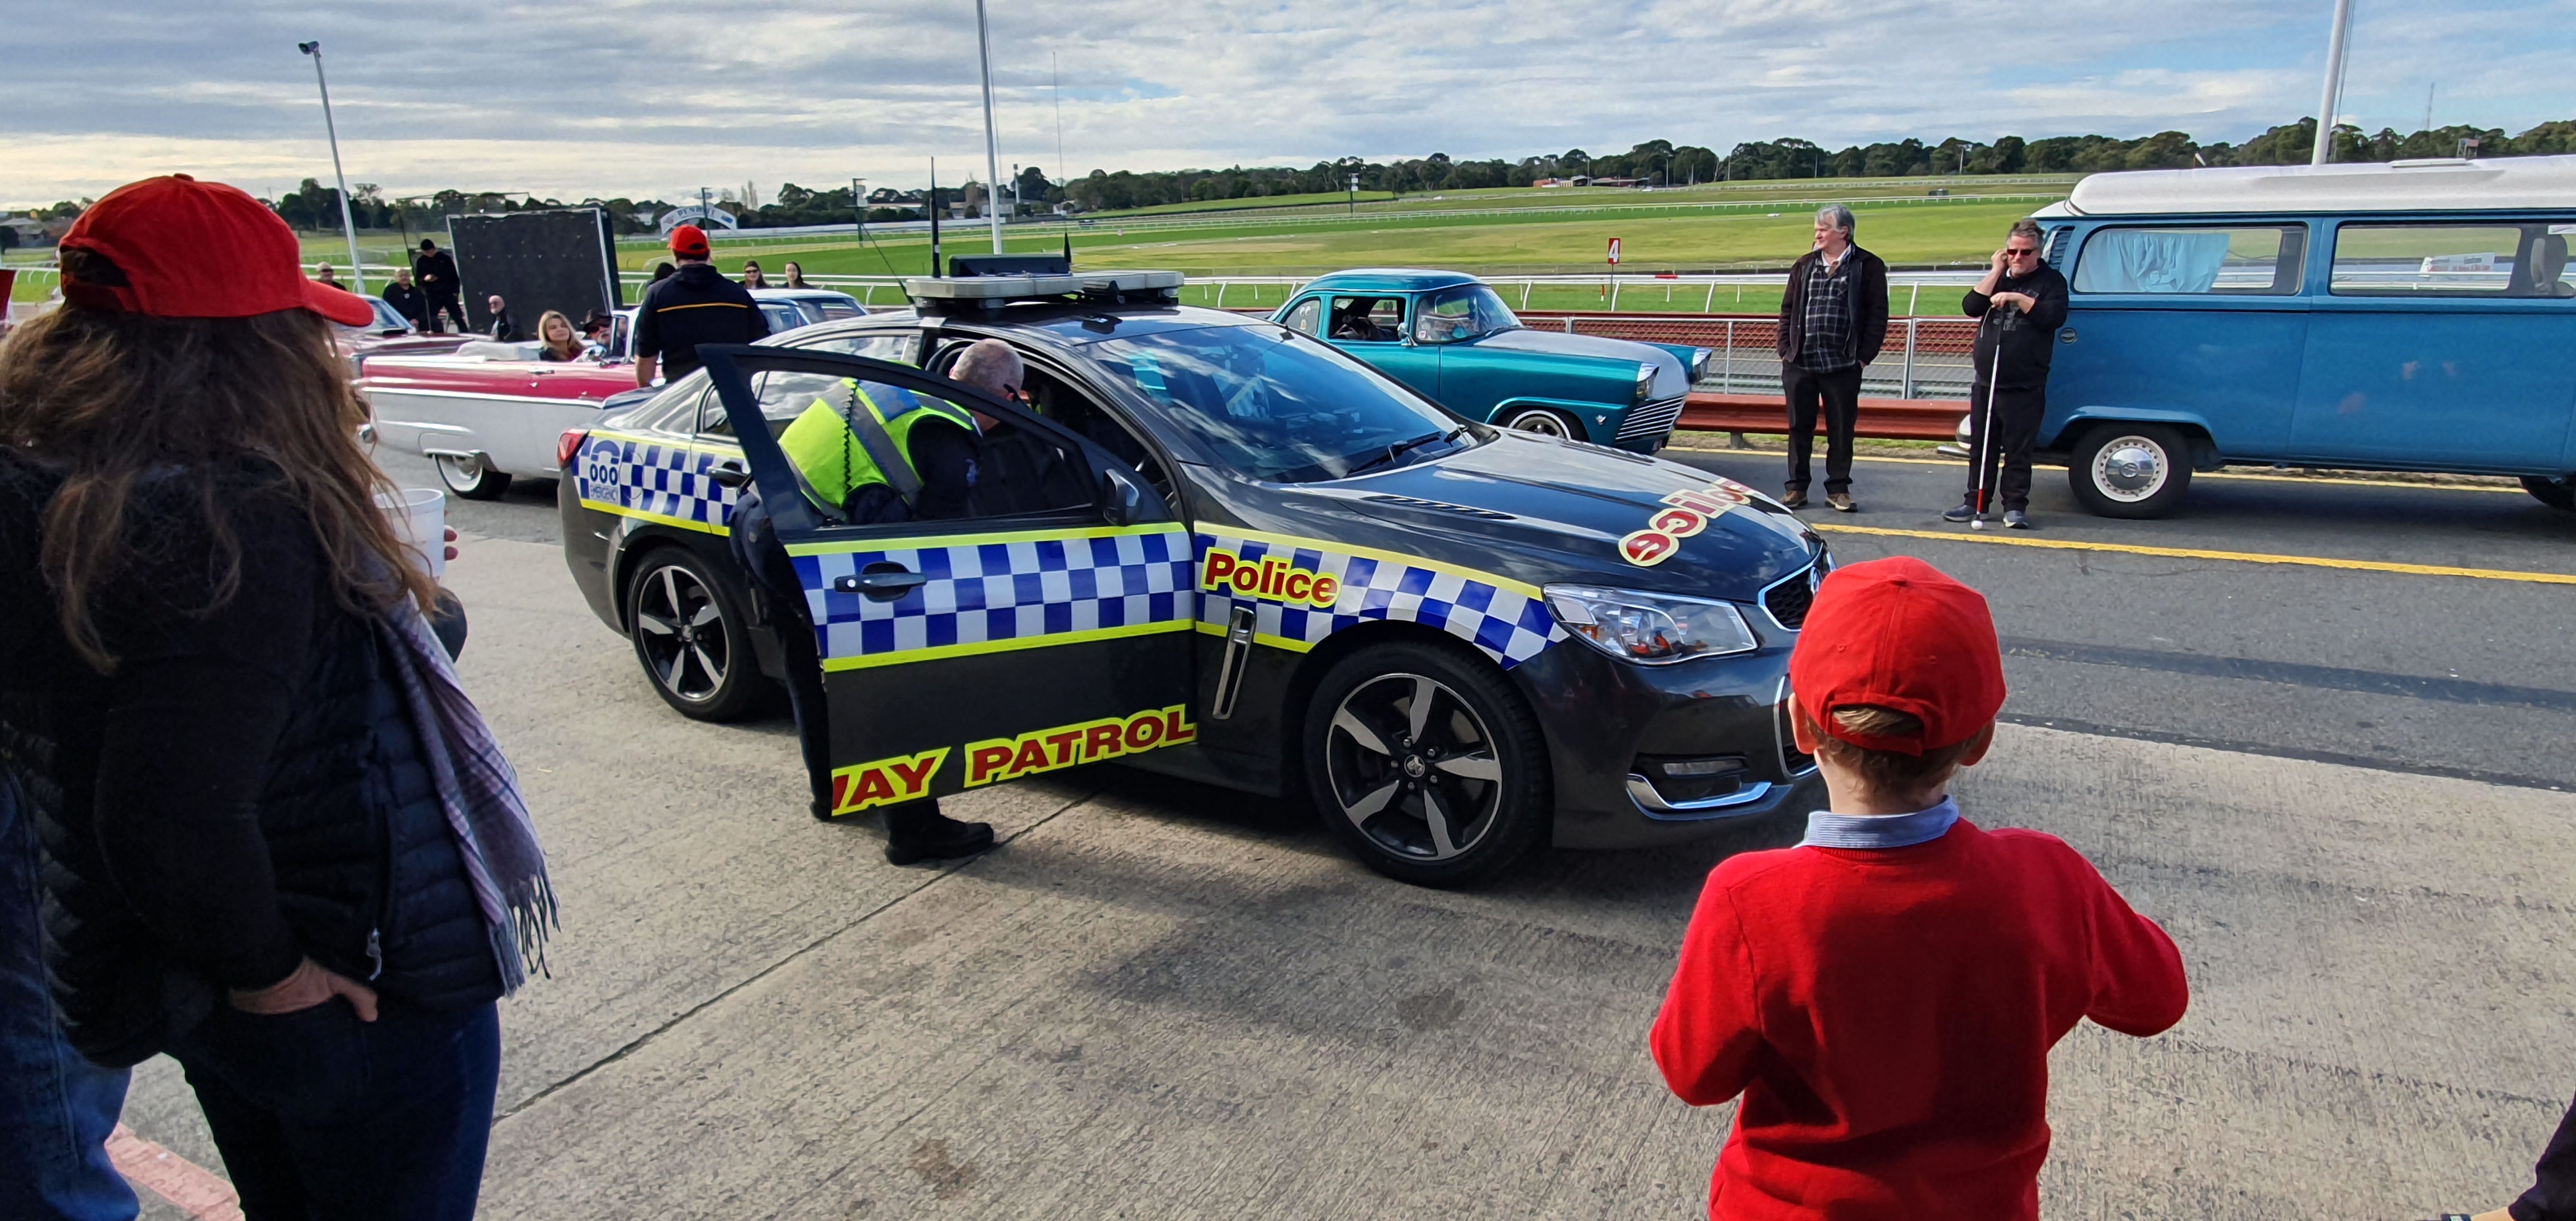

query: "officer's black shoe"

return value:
[884, 806, 996, 865]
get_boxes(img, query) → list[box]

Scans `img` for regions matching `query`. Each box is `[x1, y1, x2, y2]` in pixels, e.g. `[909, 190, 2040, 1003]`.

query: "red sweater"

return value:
[1650, 817, 2187, 1220]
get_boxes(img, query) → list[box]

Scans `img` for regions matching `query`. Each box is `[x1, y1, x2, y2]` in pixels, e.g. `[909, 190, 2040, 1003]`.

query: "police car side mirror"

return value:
[1098, 465, 1148, 527]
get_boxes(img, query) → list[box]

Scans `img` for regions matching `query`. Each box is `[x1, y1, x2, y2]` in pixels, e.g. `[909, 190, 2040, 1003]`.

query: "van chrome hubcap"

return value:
[2093, 436, 2168, 501]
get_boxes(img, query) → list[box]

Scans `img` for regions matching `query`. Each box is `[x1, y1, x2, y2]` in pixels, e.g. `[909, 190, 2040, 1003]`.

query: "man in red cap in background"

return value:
[632, 223, 767, 388]
[1651, 556, 2188, 1220]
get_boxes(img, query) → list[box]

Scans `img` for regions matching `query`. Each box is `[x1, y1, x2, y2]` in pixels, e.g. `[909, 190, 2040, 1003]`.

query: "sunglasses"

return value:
[2005, 247, 2040, 257]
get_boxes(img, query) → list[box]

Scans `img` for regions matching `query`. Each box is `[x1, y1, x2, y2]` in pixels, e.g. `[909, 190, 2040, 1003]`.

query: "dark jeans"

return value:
[1782, 363, 1862, 496]
[1963, 383, 2045, 513]
[1, 766, 139, 1221]
[169, 1001, 499, 1221]
[2514, 1085, 2576, 1220]
[420, 295, 468, 335]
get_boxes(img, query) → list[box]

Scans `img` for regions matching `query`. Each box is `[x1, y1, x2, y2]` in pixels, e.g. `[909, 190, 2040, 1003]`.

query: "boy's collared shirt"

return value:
[1651, 808, 2188, 1221]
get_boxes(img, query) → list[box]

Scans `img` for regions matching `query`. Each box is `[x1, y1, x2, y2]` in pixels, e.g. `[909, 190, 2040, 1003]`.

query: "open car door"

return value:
[700, 344, 1197, 816]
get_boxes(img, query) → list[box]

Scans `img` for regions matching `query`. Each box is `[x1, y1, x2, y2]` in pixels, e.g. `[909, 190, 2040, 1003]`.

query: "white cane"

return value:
[1968, 300, 2017, 530]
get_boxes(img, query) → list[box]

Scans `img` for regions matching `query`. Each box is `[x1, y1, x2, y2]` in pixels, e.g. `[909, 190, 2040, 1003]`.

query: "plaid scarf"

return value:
[377, 599, 557, 993]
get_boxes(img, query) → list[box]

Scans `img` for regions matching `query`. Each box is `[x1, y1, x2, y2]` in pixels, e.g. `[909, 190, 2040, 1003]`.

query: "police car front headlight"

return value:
[1545, 584, 1759, 665]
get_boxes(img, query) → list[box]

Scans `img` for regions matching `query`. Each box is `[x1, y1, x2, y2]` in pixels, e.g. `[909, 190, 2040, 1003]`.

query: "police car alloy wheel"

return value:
[625, 548, 765, 722]
[1499, 407, 1577, 439]
[1304, 642, 1549, 887]
[2068, 423, 2192, 520]
[434, 453, 513, 501]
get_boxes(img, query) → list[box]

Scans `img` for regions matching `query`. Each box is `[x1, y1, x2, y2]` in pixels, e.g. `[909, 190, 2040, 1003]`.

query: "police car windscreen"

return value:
[1088, 325, 1470, 482]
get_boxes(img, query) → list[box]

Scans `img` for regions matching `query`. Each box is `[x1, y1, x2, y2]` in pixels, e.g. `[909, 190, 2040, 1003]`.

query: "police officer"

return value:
[730, 340, 1023, 864]
[633, 224, 768, 387]
[1944, 219, 2068, 530]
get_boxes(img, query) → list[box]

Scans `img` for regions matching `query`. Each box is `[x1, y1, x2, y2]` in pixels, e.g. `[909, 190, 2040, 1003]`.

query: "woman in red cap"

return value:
[0, 176, 554, 1220]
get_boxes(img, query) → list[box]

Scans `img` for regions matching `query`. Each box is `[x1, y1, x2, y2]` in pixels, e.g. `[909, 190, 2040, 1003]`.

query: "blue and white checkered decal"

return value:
[795, 526, 1195, 667]
[1197, 529, 1562, 669]
[575, 432, 737, 533]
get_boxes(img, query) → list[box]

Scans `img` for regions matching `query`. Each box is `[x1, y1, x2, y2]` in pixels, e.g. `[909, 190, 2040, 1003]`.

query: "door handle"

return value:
[707, 460, 750, 489]
[833, 569, 929, 602]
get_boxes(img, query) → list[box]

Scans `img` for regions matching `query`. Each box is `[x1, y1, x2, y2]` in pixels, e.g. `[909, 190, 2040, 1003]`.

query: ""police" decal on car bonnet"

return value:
[1619, 477, 1764, 567]
[963, 706, 1197, 788]
[830, 748, 950, 816]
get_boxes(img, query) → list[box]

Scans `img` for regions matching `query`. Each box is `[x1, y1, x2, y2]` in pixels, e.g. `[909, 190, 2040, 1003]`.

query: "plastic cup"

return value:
[375, 486, 446, 580]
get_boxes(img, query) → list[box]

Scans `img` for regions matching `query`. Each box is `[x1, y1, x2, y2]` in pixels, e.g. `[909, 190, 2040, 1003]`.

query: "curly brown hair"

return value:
[0, 247, 438, 670]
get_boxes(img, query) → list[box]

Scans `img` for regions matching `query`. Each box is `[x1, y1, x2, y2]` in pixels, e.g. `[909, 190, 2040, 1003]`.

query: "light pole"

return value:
[296, 41, 367, 294]
[1348, 172, 1359, 215]
[853, 177, 866, 241]
[974, 0, 1006, 255]
[2311, 0, 2355, 164]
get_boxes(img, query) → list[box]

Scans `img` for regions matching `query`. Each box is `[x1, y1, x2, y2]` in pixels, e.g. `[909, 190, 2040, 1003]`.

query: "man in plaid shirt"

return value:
[1774, 205, 1890, 512]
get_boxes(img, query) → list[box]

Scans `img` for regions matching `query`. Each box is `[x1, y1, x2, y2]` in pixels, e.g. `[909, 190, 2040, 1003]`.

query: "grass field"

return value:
[5, 175, 2073, 310]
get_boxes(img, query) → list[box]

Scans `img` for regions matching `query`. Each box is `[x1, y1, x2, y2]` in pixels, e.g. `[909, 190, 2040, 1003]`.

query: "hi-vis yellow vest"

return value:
[775, 378, 977, 512]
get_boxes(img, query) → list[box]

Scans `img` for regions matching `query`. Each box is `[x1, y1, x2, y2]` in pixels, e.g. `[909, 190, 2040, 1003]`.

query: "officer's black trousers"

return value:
[773, 593, 942, 829]
[1963, 382, 2045, 513]
[422, 294, 468, 334]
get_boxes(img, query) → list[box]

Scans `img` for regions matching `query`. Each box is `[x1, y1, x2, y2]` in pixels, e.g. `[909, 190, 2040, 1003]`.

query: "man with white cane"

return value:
[1944, 220, 2067, 529]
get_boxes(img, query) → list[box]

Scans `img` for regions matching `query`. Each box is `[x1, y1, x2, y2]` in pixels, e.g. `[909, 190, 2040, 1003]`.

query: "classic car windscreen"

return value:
[1412, 285, 1522, 344]
[1087, 324, 1471, 483]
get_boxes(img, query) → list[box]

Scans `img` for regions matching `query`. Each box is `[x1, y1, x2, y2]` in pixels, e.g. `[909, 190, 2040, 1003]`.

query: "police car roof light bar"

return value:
[907, 268, 1184, 314]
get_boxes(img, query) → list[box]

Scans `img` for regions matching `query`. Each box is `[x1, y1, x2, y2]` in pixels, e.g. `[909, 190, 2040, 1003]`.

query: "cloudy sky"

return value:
[8, 0, 2574, 209]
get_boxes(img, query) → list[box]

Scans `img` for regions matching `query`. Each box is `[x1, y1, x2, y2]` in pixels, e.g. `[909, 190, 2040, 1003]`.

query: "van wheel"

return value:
[1499, 407, 1579, 439]
[435, 453, 513, 501]
[1302, 641, 1550, 888]
[2522, 476, 2576, 512]
[625, 547, 767, 722]
[2068, 424, 2192, 519]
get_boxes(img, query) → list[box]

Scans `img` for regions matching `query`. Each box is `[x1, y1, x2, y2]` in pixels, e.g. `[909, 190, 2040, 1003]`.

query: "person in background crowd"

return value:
[578, 309, 614, 357]
[632, 225, 767, 387]
[534, 310, 586, 362]
[382, 267, 426, 331]
[740, 259, 768, 289]
[780, 261, 808, 288]
[1944, 220, 2068, 531]
[413, 238, 466, 334]
[1774, 204, 1889, 513]
[0, 173, 553, 1220]
[648, 260, 677, 286]
[1652, 556, 2187, 1221]
[729, 339, 1011, 865]
[484, 294, 520, 342]
[312, 263, 342, 291]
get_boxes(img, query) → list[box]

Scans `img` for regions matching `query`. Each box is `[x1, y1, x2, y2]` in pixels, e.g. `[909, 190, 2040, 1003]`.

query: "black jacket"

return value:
[381, 281, 425, 325]
[0, 456, 499, 1066]
[413, 250, 461, 300]
[488, 310, 521, 343]
[1775, 244, 1891, 368]
[1964, 264, 2070, 390]
[634, 263, 769, 378]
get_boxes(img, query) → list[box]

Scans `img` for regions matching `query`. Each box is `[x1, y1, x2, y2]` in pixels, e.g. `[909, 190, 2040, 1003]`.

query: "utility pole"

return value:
[2312, 0, 2355, 164]
[2423, 82, 2435, 135]
[1052, 52, 1066, 193]
[296, 41, 367, 294]
[698, 186, 712, 227]
[852, 177, 865, 240]
[1347, 172, 1358, 215]
[974, 0, 1005, 255]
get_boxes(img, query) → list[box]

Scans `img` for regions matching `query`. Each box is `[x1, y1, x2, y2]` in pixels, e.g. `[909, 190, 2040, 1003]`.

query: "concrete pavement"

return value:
[114, 532, 2576, 1219]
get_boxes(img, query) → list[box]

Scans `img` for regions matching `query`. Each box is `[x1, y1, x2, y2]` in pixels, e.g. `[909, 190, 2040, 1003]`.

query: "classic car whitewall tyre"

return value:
[434, 453, 514, 501]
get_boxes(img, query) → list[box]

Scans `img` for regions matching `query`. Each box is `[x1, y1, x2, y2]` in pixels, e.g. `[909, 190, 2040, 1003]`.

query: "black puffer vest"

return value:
[0, 459, 500, 1066]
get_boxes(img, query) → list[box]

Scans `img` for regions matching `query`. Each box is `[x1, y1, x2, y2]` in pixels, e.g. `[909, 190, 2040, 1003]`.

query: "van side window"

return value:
[2330, 223, 2576, 298]
[2072, 226, 2304, 295]
[1282, 297, 1323, 335]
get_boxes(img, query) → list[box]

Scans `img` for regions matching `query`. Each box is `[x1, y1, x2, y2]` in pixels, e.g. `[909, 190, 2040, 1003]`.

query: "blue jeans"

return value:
[0, 764, 140, 1221]
[169, 999, 499, 1221]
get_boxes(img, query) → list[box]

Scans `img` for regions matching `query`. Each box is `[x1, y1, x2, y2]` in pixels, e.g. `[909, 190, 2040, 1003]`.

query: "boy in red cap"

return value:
[1651, 556, 2187, 1220]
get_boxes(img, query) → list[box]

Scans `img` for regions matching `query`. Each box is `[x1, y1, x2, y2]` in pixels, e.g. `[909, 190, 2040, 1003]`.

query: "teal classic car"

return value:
[1271, 269, 1711, 452]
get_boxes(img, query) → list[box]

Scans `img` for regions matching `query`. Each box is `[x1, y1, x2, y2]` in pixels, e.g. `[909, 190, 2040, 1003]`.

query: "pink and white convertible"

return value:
[358, 288, 862, 499]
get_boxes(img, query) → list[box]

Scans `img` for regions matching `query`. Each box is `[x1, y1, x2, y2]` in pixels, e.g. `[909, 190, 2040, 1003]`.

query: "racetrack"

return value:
[104, 447, 2576, 1219]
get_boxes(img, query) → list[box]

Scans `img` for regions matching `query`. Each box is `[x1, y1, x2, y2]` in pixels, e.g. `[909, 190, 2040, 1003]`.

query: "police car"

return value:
[557, 263, 1827, 885]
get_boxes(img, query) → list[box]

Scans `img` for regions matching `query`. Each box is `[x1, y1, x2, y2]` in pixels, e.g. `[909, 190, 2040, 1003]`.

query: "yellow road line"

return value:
[1809, 522, 2576, 585]
[1673, 446, 2523, 493]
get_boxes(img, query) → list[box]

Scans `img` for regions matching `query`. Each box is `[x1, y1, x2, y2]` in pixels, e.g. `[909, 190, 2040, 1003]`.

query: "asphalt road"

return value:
[104, 446, 2576, 1219]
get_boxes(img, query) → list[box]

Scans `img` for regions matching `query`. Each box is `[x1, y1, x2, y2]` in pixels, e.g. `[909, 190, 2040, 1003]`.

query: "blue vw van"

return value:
[2019, 155, 2576, 517]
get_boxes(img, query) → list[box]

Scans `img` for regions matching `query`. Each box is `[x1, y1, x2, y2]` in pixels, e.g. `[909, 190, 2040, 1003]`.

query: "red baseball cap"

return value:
[667, 225, 709, 257]
[1788, 556, 2005, 755]
[58, 174, 376, 326]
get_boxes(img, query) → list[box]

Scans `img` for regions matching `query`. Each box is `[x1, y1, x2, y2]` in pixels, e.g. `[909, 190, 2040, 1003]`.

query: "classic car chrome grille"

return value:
[1615, 394, 1688, 442]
